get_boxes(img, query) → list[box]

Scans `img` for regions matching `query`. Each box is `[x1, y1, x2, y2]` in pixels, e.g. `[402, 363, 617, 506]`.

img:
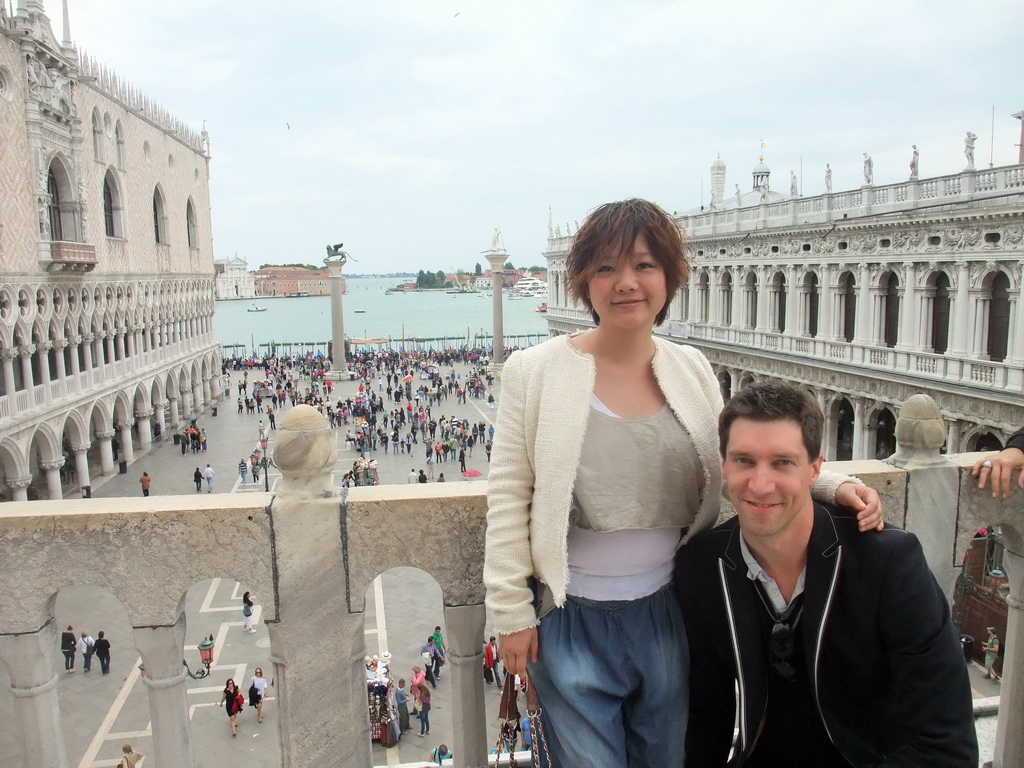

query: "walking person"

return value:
[78, 630, 95, 672]
[118, 743, 143, 768]
[983, 627, 1002, 681]
[139, 472, 151, 497]
[60, 625, 76, 672]
[193, 467, 203, 492]
[430, 625, 446, 679]
[251, 457, 261, 485]
[407, 468, 418, 484]
[204, 464, 214, 493]
[483, 636, 502, 687]
[242, 591, 256, 633]
[416, 684, 432, 737]
[94, 630, 111, 674]
[409, 665, 426, 715]
[238, 459, 248, 484]
[219, 678, 245, 736]
[420, 637, 442, 686]
[249, 667, 269, 722]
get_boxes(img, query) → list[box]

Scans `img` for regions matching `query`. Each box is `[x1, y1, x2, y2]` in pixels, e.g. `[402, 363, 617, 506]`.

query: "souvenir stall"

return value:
[366, 652, 400, 746]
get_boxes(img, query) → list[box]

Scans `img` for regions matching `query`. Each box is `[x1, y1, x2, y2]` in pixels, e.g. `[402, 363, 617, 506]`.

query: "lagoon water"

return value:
[215, 276, 550, 353]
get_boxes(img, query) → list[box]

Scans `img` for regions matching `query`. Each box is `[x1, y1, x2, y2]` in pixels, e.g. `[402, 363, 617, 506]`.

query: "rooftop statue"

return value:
[863, 153, 874, 185]
[909, 145, 919, 180]
[825, 163, 833, 192]
[964, 131, 977, 170]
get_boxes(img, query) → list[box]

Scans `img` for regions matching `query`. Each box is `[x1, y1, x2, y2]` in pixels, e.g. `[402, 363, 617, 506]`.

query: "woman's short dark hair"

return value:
[565, 198, 689, 326]
[718, 381, 824, 460]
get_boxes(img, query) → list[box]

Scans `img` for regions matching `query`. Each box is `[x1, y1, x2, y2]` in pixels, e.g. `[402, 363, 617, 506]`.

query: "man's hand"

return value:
[972, 447, 1024, 499]
[498, 627, 538, 678]
[835, 481, 884, 532]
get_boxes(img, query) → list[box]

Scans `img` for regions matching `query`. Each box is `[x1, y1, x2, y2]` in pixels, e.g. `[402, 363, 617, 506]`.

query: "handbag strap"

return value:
[494, 674, 522, 768]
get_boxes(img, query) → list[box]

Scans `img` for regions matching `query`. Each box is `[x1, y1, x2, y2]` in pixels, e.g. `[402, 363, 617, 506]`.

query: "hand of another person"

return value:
[972, 447, 1024, 499]
[498, 627, 538, 678]
[835, 481, 884, 532]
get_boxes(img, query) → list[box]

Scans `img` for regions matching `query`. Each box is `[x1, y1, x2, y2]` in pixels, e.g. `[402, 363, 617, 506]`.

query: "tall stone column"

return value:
[133, 615, 197, 768]
[851, 398, 867, 460]
[67, 336, 81, 377]
[485, 247, 509, 370]
[8, 476, 32, 501]
[994, 547, 1024, 768]
[136, 410, 154, 451]
[819, 264, 834, 341]
[36, 342, 52, 393]
[19, 345, 35, 404]
[41, 460, 64, 500]
[0, 622, 69, 768]
[168, 394, 180, 429]
[72, 445, 91, 492]
[1012, 262, 1024, 363]
[117, 422, 135, 464]
[192, 382, 203, 415]
[325, 257, 348, 372]
[1, 348, 17, 398]
[854, 263, 872, 344]
[443, 603, 488, 767]
[53, 339, 67, 381]
[951, 261, 971, 355]
[898, 261, 918, 350]
[96, 431, 116, 476]
[784, 265, 799, 335]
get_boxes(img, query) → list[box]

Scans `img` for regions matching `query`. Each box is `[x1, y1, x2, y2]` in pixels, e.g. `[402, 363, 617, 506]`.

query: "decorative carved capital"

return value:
[36, 341, 53, 352]
[40, 459, 65, 472]
[52, 338, 68, 350]
[71, 443, 91, 454]
[81, 332, 94, 342]
[18, 344, 35, 356]
[96, 430, 116, 441]
[1, 348, 19, 361]
[7, 476, 33, 490]
[116, 422, 134, 432]
[136, 409, 154, 419]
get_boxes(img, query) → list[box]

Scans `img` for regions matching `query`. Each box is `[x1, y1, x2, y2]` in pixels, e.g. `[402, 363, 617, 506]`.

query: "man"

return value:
[60, 625, 76, 673]
[430, 743, 453, 764]
[483, 635, 502, 687]
[676, 381, 977, 767]
[94, 630, 111, 674]
[408, 468, 418, 484]
[972, 426, 1024, 498]
[982, 626, 1001, 681]
[139, 472, 151, 497]
[430, 625, 446, 679]
[118, 743, 143, 768]
[204, 464, 214, 493]
[78, 630, 95, 672]
[420, 637, 442, 687]
[238, 458, 248, 484]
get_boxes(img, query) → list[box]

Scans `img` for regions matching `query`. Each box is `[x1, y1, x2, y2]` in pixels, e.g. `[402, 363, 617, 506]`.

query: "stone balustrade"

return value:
[0, 401, 1020, 767]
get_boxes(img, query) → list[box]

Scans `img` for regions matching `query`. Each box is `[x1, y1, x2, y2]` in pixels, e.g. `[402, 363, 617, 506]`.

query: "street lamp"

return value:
[183, 635, 216, 680]
[260, 436, 270, 492]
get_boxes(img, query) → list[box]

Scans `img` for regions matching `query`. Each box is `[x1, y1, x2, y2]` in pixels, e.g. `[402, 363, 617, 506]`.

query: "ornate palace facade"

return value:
[0, 1, 221, 501]
[544, 157, 1024, 460]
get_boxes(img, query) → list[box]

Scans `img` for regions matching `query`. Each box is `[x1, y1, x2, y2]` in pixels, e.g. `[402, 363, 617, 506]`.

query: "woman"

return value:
[416, 683, 431, 737]
[242, 591, 255, 633]
[249, 667, 268, 722]
[218, 679, 244, 736]
[483, 198, 882, 768]
[409, 664, 426, 716]
[93, 630, 111, 674]
[193, 467, 203, 493]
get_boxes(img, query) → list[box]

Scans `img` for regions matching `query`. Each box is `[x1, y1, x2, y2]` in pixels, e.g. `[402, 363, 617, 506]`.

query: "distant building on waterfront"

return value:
[254, 266, 336, 297]
[0, 2, 221, 501]
[544, 150, 1024, 459]
[214, 254, 256, 300]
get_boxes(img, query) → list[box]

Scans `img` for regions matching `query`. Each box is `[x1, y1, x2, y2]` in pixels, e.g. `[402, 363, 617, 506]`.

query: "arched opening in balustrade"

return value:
[832, 398, 855, 461]
[0, 585, 139, 766]
[928, 270, 952, 354]
[881, 271, 900, 348]
[871, 406, 897, 460]
[770, 272, 787, 333]
[0, 439, 24, 502]
[179, 578, 282, 762]
[986, 271, 1011, 363]
[965, 431, 1005, 453]
[837, 271, 856, 342]
[26, 426, 61, 500]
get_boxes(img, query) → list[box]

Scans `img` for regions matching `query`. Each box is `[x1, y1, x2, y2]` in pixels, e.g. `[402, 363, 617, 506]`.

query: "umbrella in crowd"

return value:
[462, 469, 481, 479]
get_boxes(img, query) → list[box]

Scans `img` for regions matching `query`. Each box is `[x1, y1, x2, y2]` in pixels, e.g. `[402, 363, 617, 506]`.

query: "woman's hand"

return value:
[972, 447, 1024, 498]
[835, 481, 884, 532]
[499, 627, 538, 678]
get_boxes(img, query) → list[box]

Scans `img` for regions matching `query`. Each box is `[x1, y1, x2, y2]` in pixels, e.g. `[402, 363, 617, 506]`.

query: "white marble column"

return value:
[117, 422, 135, 464]
[53, 339, 67, 382]
[972, 293, 989, 357]
[819, 265, 834, 341]
[136, 410, 154, 451]
[168, 395, 180, 430]
[1011, 265, 1024, 363]
[755, 269, 770, 332]
[41, 460, 64, 500]
[8, 476, 32, 502]
[114, 330, 126, 362]
[19, 345, 35, 405]
[854, 264, 872, 344]
[784, 266, 799, 335]
[950, 261, 971, 355]
[485, 251, 509, 369]
[96, 431, 116, 476]
[191, 382, 203, 415]
[852, 399, 867, 460]
[133, 616, 197, 768]
[36, 342, 52, 394]
[72, 445, 91, 492]
[898, 262, 918, 349]
[443, 603, 488, 768]
[708, 267, 721, 325]
[0, 622, 69, 768]
[68, 336, 82, 378]
[1, 349, 17, 397]
[104, 332, 115, 366]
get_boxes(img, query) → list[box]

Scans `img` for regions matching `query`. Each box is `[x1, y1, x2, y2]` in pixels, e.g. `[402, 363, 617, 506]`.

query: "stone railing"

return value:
[0, 401, 1020, 767]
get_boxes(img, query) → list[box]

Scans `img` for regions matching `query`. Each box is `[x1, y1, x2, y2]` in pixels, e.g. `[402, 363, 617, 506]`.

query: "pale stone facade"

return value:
[214, 255, 257, 300]
[0, 2, 220, 501]
[0, 401, 1019, 767]
[545, 157, 1024, 460]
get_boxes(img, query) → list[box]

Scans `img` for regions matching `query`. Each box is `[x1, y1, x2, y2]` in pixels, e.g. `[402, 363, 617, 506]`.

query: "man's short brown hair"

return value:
[565, 198, 688, 326]
[718, 381, 824, 460]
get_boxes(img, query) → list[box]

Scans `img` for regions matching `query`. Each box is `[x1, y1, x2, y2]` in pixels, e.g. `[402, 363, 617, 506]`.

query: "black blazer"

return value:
[676, 503, 977, 767]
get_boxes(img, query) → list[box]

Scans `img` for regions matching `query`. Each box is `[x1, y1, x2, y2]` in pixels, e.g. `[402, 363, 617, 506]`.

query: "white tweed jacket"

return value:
[483, 334, 850, 635]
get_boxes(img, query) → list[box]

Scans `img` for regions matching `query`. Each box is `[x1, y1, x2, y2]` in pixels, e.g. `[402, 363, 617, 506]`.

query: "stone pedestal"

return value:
[325, 258, 348, 372]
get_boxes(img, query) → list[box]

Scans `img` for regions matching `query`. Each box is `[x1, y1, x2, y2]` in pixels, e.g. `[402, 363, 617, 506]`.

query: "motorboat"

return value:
[247, 302, 267, 313]
[536, 303, 548, 313]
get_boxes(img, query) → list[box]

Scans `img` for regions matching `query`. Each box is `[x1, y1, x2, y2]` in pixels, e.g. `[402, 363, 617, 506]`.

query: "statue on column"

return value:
[491, 228, 502, 250]
[324, 243, 347, 264]
[735, 184, 742, 206]
[825, 164, 832, 192]
[963, 131, 977, 170]
[909, 145, 919, 180]
[789, 170, 798, 198]
[862, 153, 873, 185]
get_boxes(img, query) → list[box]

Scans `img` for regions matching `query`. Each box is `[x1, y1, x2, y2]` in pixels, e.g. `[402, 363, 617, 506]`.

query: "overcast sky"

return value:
[63, 0, 1024, 274]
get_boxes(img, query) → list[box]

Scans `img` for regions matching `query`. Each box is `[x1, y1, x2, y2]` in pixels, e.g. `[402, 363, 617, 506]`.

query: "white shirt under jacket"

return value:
[483, 333, 850, 636]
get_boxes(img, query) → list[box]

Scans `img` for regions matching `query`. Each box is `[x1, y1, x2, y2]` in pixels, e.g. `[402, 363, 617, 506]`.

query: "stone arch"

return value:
[829, 395, 855, 461]
[102, 167, 125, 239]
[865, 403, 897, 460]
[46, 153, 79, 242]
[769, 270, 786, 333]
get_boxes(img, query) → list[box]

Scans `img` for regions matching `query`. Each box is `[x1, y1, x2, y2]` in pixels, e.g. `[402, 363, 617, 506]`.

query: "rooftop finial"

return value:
[61, 0, 71, 45]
